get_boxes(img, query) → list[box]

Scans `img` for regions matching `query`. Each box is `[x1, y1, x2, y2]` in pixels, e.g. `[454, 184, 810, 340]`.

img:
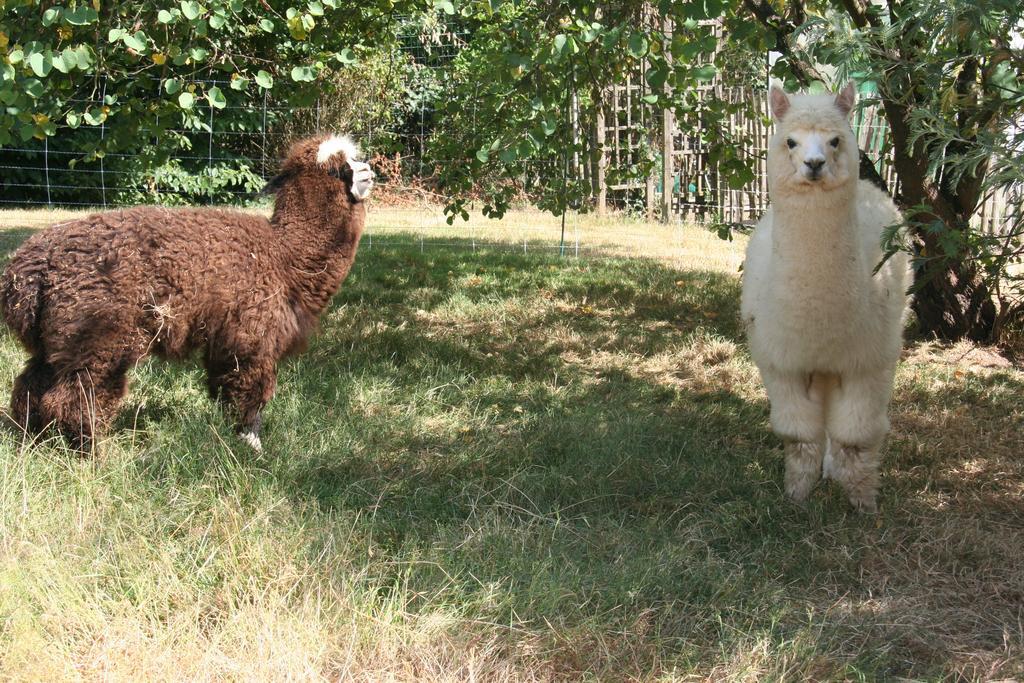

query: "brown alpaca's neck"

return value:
[271, 186, 365, 321]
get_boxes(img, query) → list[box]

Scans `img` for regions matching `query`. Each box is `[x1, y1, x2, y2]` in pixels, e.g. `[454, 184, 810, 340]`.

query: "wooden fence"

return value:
[596, 82, 1015, 234]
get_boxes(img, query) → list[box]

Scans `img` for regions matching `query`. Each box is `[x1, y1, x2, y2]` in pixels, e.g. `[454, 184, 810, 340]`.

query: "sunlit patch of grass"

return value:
[0, 210, 1021, 680]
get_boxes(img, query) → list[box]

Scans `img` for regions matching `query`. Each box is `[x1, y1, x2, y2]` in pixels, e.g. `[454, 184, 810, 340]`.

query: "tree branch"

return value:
[740, 0, 824, 86]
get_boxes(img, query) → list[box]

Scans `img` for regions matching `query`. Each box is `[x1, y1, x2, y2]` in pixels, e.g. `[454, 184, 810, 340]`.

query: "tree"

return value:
[429, 1, 734, 222]
[0, 0, 429, 192]
[740, 0, 1024, 342]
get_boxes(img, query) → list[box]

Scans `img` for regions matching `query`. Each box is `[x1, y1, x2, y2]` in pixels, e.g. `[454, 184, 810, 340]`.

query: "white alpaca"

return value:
[740, 83, 911, 513]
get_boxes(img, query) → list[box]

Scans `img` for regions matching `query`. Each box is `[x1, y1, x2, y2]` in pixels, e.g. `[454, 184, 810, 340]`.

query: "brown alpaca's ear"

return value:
[835, 81, 856, 117]
[261, 170, 292, 196]
[769, 85, 790, 121]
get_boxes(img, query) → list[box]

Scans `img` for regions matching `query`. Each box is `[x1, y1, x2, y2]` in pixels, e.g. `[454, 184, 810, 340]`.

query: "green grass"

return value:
[0, 211, 1022, 681]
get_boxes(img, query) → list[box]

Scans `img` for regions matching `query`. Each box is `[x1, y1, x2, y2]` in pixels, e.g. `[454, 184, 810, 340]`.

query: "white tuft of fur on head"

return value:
[316, 135, 361, 165]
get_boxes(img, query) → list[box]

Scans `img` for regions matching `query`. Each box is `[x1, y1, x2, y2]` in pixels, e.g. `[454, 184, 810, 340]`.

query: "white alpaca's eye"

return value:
[786, 138, 797, 149]
[830, 137, 840, 148]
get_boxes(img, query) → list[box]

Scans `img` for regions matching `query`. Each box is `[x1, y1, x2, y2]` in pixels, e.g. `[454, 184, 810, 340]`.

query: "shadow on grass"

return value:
[0, 227, 1021, 679]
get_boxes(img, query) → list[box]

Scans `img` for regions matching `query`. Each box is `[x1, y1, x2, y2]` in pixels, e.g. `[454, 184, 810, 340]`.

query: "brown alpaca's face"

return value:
[317, 136, 375, 202]
[263, 135, 375, 203]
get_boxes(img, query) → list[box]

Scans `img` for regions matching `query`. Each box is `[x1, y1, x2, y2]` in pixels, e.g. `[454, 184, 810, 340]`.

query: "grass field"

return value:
[0, 206, 1022, 681]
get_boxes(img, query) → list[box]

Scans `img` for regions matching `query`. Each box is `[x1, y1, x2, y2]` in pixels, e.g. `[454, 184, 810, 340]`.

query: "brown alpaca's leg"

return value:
[205, 355, 277, 452]
[10, 356, 56, 434]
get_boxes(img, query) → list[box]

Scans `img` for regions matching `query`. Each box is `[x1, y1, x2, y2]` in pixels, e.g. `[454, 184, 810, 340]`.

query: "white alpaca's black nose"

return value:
[805, 159, 825, 172]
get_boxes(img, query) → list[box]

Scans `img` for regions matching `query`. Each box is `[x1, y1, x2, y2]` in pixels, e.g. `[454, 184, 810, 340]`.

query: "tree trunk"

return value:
[879, 100, 1000, 342]
[909, 249, 998, 342]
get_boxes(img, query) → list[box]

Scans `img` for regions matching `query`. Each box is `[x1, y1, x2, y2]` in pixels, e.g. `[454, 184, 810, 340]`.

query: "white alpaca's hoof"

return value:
[831, 444, 880, 514]
[848, 493, 878, 515]
[239, 430, 263, 452]
[784, 441, 823, 503]
[349, 160, 375, 200]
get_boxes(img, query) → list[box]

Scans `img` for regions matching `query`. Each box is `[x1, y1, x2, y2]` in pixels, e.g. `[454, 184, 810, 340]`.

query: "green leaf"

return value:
[255, 70, 274, 89]
[164, 78, 182, 94]
[645, 64, 668, 89]
[259, 18, 275, 32]
[29, 52, 52, 78]
[290, 65, 316, 82]
[158, 9, 175, 23]
[308, 0, 324, 16]
[181, 1, 203, 21]
[190, 47, 209, 61]
[23, 78, 45, 98]
[475, 147, 489, 163]
[206, 85, 226, 109]
[75, 45, 94, 68]
[178, 91, 195, 108]
[335, 48, 356, 65]
[581, 23, 602, 43]
[123, 31, 149, 53]
[692, 64, 716, 82]
[64, 6, 99, 25]
[553, 33, 567, 54]
[434, 0, 455, 15]
[209, 13, 226, 29]
[51, 52, 71, 74]
[83, 108, 103, 125]
[107, 28, 126, 43]
[66, 111, 80, 128]
[42, 8, 62, 26]
[627, 32, 648, 58]
[229, 76, 249, 91]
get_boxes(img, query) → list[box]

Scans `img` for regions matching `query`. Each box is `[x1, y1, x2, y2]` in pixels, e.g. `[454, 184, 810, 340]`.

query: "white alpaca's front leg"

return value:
[826, 368, 895, 513]
[761, 368, 827, 503]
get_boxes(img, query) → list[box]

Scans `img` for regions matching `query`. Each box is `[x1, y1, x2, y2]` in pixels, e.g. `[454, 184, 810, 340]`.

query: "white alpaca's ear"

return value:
[769, 85, 790, 121]
[835, 81, 856, 117]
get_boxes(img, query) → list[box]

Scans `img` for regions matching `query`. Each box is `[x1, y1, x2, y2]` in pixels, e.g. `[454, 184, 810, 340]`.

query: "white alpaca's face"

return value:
[768, 83, 858, 193]
[776, 127, 853, 189]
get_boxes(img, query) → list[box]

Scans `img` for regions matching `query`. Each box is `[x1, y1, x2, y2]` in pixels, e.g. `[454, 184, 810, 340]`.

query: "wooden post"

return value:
[646, 169, 656, 221]
[661, 16, 673, 223]
[594, 93, 607, 216]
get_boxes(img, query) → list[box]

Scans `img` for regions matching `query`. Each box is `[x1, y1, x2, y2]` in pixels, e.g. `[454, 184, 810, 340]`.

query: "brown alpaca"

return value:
[0, 134, 374, 451]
